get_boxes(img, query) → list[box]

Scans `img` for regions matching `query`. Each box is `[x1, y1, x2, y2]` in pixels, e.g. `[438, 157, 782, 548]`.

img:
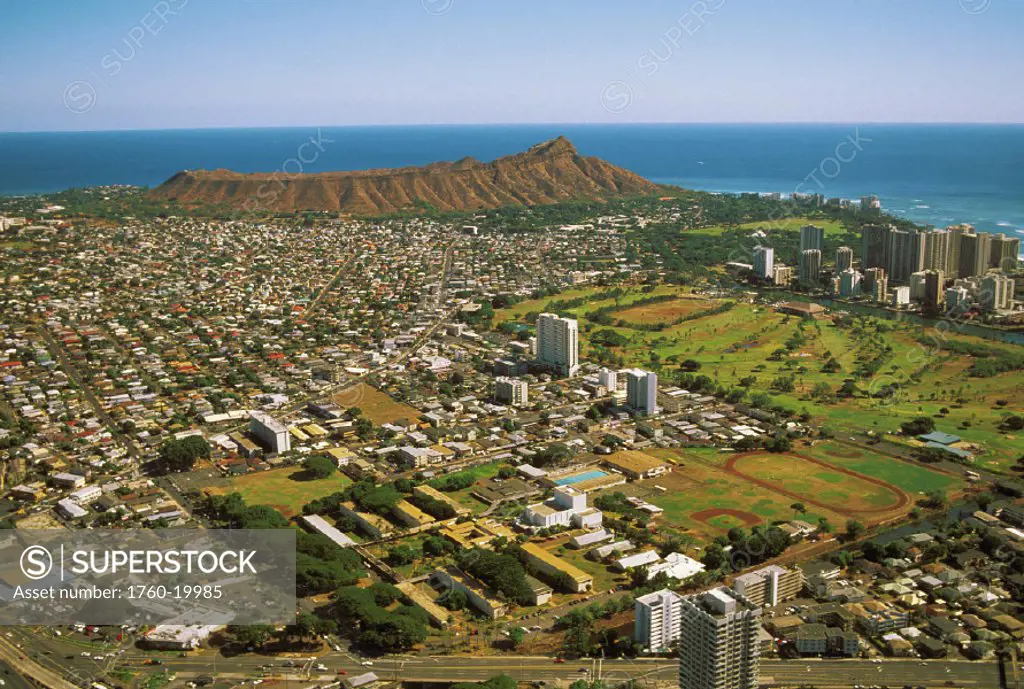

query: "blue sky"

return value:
[1, 0, 1022, 131]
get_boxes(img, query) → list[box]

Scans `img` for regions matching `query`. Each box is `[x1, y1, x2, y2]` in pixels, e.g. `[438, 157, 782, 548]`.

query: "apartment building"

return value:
[980, 274, 1015, 312]
[626, 368, 658, 415]
[732, 565, 803, 607]
[799, 224, 824, 253]
[678, 588, 762, 689]
[835, 246, 853, 272]
[799, 249, 822, 287]
[536, 313, 579, 377]
[635, 588, 683, 652]
[494, 376, 528, 406]
[753, 246, 774, 280]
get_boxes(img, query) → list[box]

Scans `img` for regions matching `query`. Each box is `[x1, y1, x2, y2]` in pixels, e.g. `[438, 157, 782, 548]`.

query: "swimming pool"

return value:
[554, 470, 609, 486]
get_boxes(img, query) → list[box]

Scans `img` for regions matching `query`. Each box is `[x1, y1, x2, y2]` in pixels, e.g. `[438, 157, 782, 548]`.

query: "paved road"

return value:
[0, 660, 36, 689]
[4, 629, 1005, 689]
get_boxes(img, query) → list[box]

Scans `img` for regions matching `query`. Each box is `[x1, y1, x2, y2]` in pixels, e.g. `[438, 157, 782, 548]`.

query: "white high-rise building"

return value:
[945, 286, 971, 313]
[838, 269, 862, 297]
[597, 368, 618, 392]
[891, 285, 911, 307]
[678, 588, 762, 689]
[753, 246, 774, 280]
[981, 274, 1014, 312]
[494, 377, 528, 406]
[909, 271, 929, 301]
[626, 369, 657, 415]
[536, 313, 579, 377]
[250, 411, 291, 454]
[635, 589, 683, 652]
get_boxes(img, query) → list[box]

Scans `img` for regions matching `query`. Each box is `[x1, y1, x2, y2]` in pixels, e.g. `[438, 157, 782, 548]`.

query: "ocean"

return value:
[1, 123, 1022, 241]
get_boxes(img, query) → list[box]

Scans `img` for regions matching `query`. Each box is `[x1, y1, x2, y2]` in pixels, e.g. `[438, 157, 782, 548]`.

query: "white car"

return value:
[361, 661, 374, 667]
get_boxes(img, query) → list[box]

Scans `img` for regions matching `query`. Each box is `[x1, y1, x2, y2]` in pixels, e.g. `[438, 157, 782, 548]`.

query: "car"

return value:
[360, 661, 373, 667]
[337, 670, 348, 676]
[316, 664, 328, 671]
[554, 658, 565, 664]
[578, 667, 588, 673]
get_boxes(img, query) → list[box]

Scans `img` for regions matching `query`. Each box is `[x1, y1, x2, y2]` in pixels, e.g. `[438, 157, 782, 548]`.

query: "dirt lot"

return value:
[332, 383, 420, 425]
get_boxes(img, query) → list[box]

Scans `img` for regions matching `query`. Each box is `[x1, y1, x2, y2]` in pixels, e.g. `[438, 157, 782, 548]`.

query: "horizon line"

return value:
[4, 120, 1024, 135]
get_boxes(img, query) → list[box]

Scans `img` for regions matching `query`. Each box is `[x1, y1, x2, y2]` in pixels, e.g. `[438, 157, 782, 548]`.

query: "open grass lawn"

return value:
[499, 279, 1023, 474]
[729, 452, 906, 512]
[606, 451, 847, 540]
[206, 466, 351, 518]
[441, 460, 508, 514]
[1, 240, 38, 251]
[807, 440, 959, 495]
[687, 217, 848, 237]
[332, 383, 420, 426]
[553, 544, 627, 593]
[640, 308, 1022, 473]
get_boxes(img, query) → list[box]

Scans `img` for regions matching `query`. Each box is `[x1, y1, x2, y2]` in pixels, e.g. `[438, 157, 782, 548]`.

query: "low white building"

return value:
[646, 552, 705, 581]
[891, 285, 911, 307]
[56, 498, 88, 520]
[69, 485, 102, 504]
[615, 549, 662, 572]
[250, 411, 291, 454]
[521, 486, 602, 530]
[144, 624, 221, 650]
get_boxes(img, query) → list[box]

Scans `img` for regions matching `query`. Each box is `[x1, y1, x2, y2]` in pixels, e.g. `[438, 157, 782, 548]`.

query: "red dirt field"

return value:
[690, 508, 761, 527]
[723, 452, 910, 519]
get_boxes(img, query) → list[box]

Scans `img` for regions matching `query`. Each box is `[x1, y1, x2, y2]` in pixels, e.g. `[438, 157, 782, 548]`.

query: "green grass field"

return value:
[207, 466, 351, 517]
[495, 280, 1024, 473]
[606, 449, 848, 539]
[686, 217, 847, 237]
[439, 460, 509, 514]
[808, 440, 958, 495]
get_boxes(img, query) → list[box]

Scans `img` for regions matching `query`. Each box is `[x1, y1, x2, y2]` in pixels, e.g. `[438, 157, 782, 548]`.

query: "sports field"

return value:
[613, 296, 714, 325]
[205, 466, 351, 517]
[594, 442, 957, 540]
[809, 440, 959, 495]
[725, 452, 909, 515]
[333, 383, 419, 426]
[603, 449, 848, 540]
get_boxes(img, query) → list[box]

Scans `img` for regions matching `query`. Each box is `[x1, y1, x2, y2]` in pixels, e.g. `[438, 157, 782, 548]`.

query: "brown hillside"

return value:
[149, 136, 659, 214]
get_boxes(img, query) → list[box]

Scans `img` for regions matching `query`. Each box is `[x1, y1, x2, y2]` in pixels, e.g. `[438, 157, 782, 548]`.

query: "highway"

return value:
[0, 660, 36, 689]
[1, 629, 1005, 689]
